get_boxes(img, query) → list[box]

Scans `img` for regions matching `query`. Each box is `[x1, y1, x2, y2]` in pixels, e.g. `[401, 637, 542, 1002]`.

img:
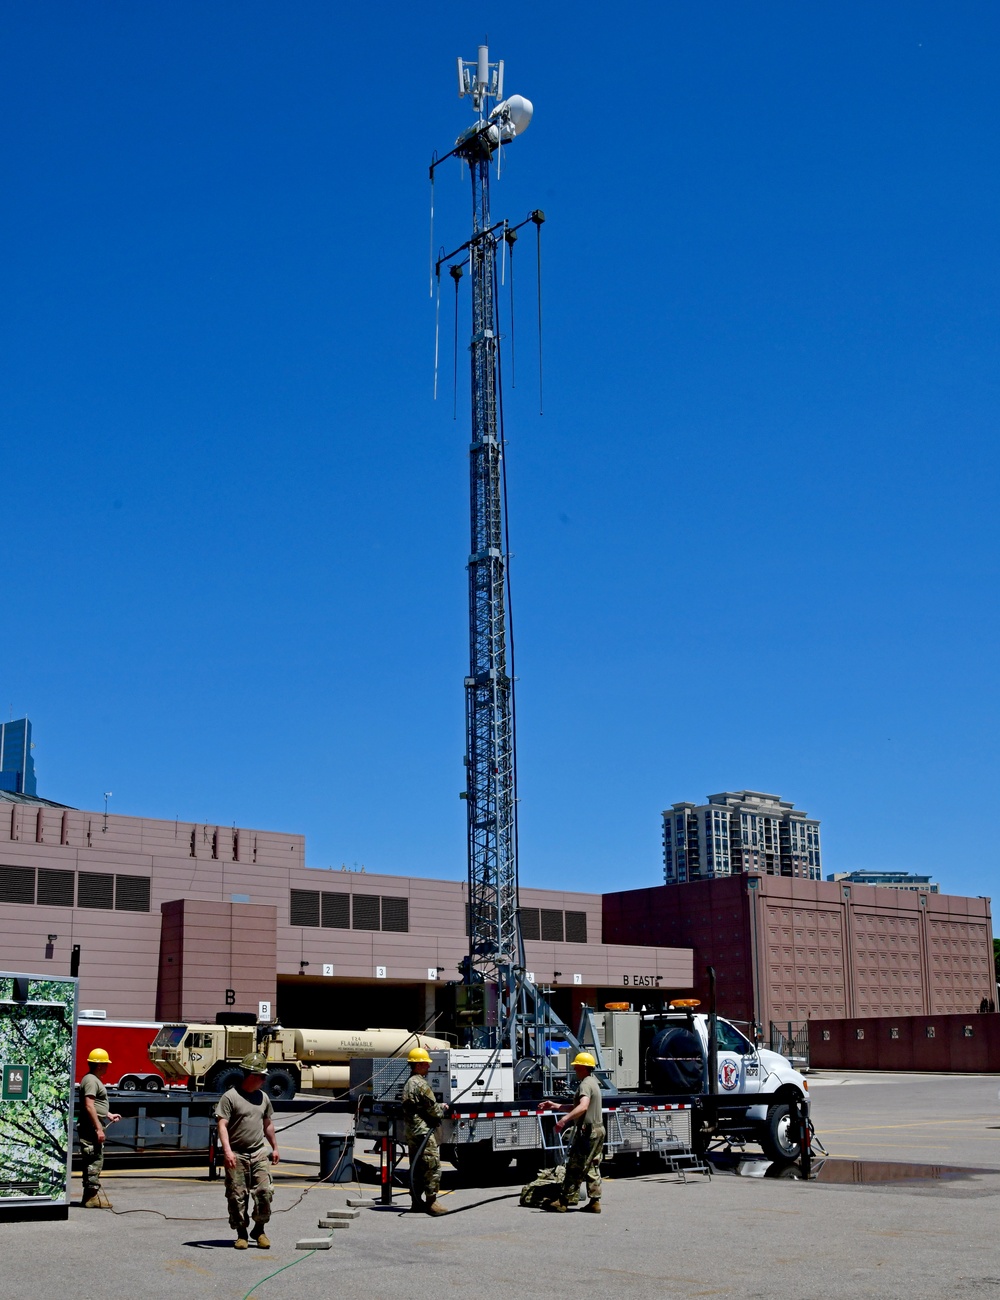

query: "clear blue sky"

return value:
[2, 3, 998, 905]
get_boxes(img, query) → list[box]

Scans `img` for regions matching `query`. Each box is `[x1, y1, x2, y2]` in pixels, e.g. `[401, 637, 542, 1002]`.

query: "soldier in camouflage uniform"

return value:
[401, 1047, 447, 1215]
[215, 1053, 281, 1249]
[538, 1051, 605, 1213]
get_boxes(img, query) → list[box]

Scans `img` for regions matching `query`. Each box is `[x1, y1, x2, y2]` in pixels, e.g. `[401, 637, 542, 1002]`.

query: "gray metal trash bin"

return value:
[318, 1131, 355, 1183]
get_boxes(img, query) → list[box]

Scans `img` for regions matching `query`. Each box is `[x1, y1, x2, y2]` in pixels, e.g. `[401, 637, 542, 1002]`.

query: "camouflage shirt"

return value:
[402, 1072, 445, 1140]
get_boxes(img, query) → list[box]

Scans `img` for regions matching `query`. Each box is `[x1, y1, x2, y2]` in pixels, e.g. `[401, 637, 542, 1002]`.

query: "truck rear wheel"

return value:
[264, 1068, 297, 1101]
[759, 1102, 801, 1162]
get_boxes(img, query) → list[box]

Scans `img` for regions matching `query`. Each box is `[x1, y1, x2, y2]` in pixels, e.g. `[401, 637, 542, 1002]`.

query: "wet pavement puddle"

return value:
[707, 1153, 998, 1184]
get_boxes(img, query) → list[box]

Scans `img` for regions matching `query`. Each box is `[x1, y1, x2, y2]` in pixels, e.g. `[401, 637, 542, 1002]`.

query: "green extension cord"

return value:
[243, 1238, 329, 1300]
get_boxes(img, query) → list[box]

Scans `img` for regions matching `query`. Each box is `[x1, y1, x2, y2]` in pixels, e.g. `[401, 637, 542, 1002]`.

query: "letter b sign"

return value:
[225, 988, 236, 1006]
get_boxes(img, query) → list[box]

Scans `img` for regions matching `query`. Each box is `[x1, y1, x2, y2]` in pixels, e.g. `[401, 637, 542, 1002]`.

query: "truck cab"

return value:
[643, 1010, 808, 1160]
[149, 1022, 298, 1096]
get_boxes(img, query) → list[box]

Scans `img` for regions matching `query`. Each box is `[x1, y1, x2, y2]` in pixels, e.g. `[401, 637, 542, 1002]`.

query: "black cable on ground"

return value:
[105, 1163, 342, 1222]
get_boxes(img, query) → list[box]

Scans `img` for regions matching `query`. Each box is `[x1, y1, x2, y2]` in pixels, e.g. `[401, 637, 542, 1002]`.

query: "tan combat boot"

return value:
[252, 1226, 271, 1249]
[581, 1199, 601, 1214]
[425, 1199, 448, 1215]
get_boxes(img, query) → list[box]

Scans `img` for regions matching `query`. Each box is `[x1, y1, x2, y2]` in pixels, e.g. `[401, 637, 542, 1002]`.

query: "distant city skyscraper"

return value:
[0, 718, 37, 796]
[662, 790, 821, 885]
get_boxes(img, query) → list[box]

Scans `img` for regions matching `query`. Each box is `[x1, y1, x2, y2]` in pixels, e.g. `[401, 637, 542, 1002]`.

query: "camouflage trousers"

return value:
[224, 1149, 273, 1231]
[407, 1132, 441, 1200]
[562, 1124, 604, 1204]
[78, 1135, 104, 1197]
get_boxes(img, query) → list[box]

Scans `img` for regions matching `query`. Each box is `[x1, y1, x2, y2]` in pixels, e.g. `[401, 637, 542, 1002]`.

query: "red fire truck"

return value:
[75, 1018, 167, 1091]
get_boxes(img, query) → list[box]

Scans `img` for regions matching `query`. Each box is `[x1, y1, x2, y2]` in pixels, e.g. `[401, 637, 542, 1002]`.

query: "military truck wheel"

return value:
[206, 1066, 245, 1095]
[264, 1068, 297, 1100]
[759, 1102, 801, 1162]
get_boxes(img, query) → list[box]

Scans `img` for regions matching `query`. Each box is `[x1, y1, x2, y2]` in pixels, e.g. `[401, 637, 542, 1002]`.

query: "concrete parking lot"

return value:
[2, 1072, 998, 1300]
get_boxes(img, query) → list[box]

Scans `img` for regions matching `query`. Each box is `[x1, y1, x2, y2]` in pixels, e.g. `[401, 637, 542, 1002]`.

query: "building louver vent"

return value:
[291, 889, 407, 932]
[352, 894, 381, 931]
[321, 892, 350, 929]
[540, 909, 565, 943]
[115, 875, 151, 913]
[0, 865, 35, 905]
[290, 889, 320, 927]
[36, 868, 74, 908]
[564, 911, 588, 944]
[380, 896, 409, 933]
[520, 907, 541, 941]
[77, 872, 114, 910]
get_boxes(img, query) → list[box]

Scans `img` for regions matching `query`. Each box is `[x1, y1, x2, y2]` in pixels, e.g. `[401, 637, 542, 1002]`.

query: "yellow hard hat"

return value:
[408, 1047, 432, 1064]
[571, 1051, 597, 1069]
[87, 1048, 112, 1065]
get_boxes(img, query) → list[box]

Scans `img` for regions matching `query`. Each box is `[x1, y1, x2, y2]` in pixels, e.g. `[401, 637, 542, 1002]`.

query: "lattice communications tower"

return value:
[431, 47, 535, 1022]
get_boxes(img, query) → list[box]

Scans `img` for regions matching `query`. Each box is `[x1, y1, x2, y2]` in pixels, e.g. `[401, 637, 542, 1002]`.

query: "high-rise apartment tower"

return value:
[662, 790, 820, 885]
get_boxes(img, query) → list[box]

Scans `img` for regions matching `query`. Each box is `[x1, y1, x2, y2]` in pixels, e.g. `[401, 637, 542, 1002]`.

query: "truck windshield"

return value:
[151, 1026, 187, 1048]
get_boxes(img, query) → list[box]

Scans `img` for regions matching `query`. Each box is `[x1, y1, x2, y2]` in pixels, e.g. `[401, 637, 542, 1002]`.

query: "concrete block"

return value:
[296, 1237, 333, 1250]
[325, 1207, 360, 1219]
[318, 1218, 350, 1229]
[346, 1197, 376, 1207]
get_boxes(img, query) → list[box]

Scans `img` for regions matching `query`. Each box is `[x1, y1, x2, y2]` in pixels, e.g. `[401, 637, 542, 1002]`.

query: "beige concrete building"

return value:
[0, 791, 692, 1032]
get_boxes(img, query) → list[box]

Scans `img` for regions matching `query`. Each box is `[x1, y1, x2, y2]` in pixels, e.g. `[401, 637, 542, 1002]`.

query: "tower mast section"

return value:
[461, 54, 517, 998]
[439, 49, 534, 1026]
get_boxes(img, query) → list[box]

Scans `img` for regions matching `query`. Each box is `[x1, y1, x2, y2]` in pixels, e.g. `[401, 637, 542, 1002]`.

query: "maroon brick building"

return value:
[603, 874, 995, 1029]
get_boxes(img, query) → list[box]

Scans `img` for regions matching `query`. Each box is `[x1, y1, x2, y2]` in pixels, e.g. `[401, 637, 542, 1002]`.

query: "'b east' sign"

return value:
[622, 975, 660, 987]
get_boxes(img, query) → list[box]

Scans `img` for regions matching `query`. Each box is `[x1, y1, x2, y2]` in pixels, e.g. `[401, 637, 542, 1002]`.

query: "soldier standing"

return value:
[401, 1047, 447, 1215]
[78, 1048, 122, 1208]
[215, 1053, 281, 1249]
[538, 1050, 605, 1213]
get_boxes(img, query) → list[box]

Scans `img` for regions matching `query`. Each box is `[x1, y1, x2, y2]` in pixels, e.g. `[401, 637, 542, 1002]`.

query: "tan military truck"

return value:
[149, 1021, 450, 1098]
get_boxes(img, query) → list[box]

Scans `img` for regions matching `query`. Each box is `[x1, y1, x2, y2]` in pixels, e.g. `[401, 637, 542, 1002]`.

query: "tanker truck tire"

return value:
[264, 1068, 297, 1101]
[759, 1101, 801, 1163]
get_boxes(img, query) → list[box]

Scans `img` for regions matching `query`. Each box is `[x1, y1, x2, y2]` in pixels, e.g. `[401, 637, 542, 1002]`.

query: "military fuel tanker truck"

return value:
[149, 1021, 450, 1099]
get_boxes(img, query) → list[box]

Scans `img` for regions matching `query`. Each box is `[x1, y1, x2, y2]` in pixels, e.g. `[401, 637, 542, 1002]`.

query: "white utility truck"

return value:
[354, 1000, 810, 1180]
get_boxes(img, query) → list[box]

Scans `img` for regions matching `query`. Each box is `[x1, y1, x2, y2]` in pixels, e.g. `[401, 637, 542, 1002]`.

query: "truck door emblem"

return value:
[719, 1060, 739, 1091]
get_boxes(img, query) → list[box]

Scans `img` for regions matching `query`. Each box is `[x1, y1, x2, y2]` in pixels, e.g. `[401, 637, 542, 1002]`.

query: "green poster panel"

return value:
[0, 972, 78, 1210]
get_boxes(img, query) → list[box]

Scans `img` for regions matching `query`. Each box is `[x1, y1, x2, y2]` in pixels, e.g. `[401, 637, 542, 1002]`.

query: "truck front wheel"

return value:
[759, 1101, 801, 1162]
[205, 1066, 245, 1095]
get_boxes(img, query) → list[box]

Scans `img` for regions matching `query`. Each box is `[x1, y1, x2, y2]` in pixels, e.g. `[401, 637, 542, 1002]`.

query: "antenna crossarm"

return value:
[435, 212, 543, 280]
